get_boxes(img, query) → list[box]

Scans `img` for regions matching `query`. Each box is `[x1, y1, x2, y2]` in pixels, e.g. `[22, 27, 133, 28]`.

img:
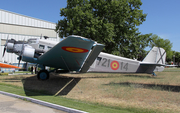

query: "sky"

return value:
[0, 0, 179, 51]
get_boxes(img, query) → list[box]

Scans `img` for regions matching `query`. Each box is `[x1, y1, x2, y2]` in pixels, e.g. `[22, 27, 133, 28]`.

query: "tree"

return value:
[56, 0, 151, 58]
[172, 51, 180, 65]
[149, 34, 173, 62]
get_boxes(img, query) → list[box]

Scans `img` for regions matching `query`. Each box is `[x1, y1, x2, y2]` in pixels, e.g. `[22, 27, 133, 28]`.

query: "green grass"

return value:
[1, 69, 179, 113]
[14, 71, 31, 73]
[0, 82, 158, 113]
[0, 73, 8, 75]
[163, 67, 180, 72]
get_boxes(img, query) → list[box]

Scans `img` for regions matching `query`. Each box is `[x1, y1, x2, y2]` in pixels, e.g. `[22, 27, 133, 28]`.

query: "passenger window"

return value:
[48, 46, 52, 49]
[39, 45, 45, 49]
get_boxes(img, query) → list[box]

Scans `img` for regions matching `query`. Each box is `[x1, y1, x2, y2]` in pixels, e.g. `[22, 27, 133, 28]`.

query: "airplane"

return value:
[2, 35, 166, 80]
[0, 62, 19, 73]
[0, 62, 19, 69]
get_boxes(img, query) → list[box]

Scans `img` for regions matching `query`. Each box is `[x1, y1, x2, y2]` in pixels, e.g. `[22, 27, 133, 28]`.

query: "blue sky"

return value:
[139, 0, 180, 51]
[0, 0, 179, 51]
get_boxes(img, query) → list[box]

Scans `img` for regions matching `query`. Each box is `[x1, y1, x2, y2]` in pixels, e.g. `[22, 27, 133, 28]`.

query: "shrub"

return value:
[0, 73, 8, 76]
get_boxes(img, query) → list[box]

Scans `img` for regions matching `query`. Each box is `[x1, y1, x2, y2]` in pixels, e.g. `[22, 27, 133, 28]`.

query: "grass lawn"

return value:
[0, 83, 151, 113]
[14, 71, 31, 73]
[0, 68, 179, 113]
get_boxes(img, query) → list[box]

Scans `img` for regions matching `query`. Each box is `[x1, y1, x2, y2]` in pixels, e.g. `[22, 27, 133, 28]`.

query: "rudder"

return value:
[142, 47, 166, 65]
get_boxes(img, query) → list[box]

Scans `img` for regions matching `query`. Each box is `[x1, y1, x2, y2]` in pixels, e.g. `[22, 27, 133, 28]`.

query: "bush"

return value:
[0, 73, 8, 76]
[49, 67, 55, 71]
[28, 67, 31, 71]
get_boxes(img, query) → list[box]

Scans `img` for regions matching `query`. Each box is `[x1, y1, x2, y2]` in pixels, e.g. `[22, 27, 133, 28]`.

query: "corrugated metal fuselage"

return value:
[88, 52, 156, 74]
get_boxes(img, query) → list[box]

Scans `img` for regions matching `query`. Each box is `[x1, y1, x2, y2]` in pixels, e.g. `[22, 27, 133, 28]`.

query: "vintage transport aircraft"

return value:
[3, 35, 166, 80]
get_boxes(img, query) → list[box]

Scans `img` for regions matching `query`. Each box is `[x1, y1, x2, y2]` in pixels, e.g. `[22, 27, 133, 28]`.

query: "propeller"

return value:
[2, 35, 9, 57]
[18, 38, 25, 67]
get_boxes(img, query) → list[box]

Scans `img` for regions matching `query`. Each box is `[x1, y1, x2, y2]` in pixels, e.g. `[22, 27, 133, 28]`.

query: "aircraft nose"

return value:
[2, 38, 17, 57]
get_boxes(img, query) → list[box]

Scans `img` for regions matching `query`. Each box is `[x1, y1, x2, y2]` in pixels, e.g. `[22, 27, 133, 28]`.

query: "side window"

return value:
[39, 45, 45, 49]
[48, 46, 52, 50]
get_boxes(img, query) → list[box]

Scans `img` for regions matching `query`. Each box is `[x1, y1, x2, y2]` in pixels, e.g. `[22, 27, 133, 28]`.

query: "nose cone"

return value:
[7, 43, 14, 50]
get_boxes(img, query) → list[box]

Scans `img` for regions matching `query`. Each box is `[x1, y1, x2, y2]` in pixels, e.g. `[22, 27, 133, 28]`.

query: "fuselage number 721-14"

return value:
[97, 57, 128, 71]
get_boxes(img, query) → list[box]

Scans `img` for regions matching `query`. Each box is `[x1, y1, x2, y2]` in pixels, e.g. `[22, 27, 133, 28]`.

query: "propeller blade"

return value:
[2, 35, 9, 57]
[18, 38, 25, 67]
[18, 56, 22, 67]
[2, 48, 6, 57]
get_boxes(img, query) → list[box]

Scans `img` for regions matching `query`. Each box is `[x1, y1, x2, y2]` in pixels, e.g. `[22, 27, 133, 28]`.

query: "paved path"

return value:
[0, 94, 66, 113]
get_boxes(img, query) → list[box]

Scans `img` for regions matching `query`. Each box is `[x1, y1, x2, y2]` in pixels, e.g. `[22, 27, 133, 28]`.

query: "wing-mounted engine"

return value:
[22, 45, 36, 58]
[21, 45, 42, 58]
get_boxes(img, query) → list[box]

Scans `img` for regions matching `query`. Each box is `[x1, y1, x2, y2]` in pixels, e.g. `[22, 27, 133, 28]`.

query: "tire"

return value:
[37, 70, 49, 80]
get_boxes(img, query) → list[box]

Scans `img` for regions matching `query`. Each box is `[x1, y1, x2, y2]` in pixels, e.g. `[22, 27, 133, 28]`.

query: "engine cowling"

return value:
[7, 43, 14, 50]
[22, 46, 35, 58]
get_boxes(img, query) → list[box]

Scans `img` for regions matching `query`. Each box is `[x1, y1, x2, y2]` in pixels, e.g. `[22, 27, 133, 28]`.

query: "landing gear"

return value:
[152, 72, 157, 76]
[37, 70, 49, 80]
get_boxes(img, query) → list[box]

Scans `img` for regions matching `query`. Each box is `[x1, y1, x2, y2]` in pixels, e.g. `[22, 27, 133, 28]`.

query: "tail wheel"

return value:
[37, 70, 49, 80]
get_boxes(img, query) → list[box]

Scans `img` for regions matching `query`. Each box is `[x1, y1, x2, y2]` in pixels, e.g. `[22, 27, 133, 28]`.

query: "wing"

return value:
[0, 63, 19, 68]
[37, 35, 95, 71]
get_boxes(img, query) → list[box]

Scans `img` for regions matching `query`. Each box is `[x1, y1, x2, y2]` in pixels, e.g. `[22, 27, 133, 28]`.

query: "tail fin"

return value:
[139, 47, 166, 73]
[142, 47, 166, 65]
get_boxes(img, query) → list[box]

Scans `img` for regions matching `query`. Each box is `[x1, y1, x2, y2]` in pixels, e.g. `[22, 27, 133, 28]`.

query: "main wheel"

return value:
[37, 70, 49, 80]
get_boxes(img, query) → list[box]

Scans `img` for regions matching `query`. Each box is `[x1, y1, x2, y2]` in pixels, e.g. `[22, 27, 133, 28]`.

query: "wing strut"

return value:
[59, 56, 83, 94]
[61, 56, 71, 73]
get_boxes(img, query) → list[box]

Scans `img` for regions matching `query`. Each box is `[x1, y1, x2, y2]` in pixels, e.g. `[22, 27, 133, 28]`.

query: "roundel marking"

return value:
[62, 46, 89, 53]
[111, 61, 119, 70]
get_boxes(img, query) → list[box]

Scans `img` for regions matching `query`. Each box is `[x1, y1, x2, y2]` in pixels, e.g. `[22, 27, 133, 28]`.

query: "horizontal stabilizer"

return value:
[140, 62, 165, 66]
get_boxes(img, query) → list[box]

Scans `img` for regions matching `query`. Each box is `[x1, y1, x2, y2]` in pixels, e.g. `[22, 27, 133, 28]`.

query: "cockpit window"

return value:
[39, 45, 45, 49]
[48, 46, 52, 49]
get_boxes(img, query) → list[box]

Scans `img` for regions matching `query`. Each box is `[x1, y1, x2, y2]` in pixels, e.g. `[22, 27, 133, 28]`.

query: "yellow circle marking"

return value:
[62, 46, 89, 53]
[111, 61, 119, 70]
[66, 48, 84, 53]
[112, 62, 118, 68]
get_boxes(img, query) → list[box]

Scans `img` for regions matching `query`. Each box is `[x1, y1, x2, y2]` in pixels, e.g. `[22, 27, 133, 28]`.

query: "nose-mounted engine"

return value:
[6, 39, 16, 51]
[3, 38, 16, 56]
